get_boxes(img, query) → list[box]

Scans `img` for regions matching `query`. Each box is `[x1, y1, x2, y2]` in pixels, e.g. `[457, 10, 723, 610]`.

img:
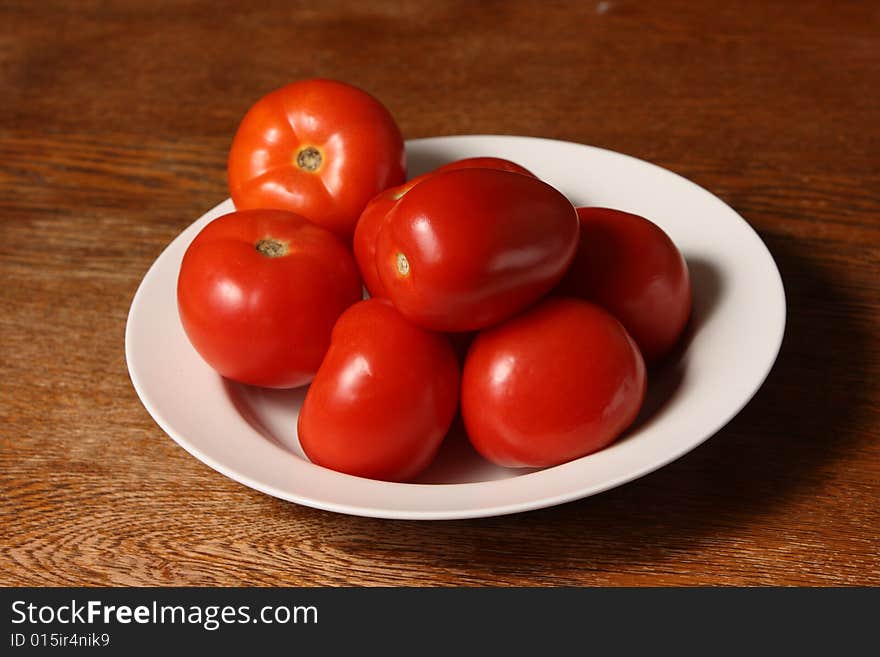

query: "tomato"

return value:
[461, 297, 646, 468]
[228, 79, 406, 242]
[374, 168, 579, 331]
[353, 158, 533, 298]
[177, 209, 362, 388]
[559, 207, 691, 363]
[298, 299, 460, 482]
[433, 156, 534, 177]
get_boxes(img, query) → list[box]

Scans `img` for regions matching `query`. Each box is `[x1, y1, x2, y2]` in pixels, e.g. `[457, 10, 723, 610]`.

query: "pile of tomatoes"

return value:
[177, 79, 692, 482]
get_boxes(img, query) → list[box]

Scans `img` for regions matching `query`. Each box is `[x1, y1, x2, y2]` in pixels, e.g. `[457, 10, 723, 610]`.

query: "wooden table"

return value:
[2, 0, 878, 586]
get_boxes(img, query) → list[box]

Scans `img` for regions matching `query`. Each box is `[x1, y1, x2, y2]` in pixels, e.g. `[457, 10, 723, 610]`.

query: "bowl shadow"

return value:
[222, 379, 308, 457]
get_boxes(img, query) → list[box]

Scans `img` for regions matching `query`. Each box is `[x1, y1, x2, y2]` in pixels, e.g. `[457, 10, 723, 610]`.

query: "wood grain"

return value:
[1, 0, 878, 586]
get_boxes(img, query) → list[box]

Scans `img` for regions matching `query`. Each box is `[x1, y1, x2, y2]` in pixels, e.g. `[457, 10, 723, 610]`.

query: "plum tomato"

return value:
[298, 299, 460, 482]
[461, 297, 646, 468]
[374, 168, 579, 331]
[176, 209, 362, 388]
[559, 207, 691, 364]
[353, 158, 533, 299]
[228, 79, 406, 242]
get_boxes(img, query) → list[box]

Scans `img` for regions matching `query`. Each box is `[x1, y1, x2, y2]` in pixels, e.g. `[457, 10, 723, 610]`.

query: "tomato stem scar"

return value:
[396, 252, 410, 277]
[255, 238, 288, 257]
[296, 146, 323, 172]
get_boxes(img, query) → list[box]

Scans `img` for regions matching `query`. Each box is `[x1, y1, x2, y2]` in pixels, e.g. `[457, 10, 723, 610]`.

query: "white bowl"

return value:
[125, 135, 786, 519]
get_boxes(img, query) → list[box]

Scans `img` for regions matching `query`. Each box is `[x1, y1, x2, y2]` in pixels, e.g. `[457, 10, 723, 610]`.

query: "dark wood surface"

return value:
[2, 0, 878, 586]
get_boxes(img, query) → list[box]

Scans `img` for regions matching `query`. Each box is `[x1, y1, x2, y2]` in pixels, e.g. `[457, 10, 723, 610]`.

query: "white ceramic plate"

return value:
[125, 135, 785, 520]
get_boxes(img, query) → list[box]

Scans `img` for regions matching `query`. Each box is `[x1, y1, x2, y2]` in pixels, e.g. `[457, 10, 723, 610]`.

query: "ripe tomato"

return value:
[559, 207, 691, 363]
[461, 298, 646, 468]
[353, 158, 533, 298]
[228, 79, 406, 242]
[374, 168, 579, 331]
[177, 209, 362, 388]
[298, 299, 460, 482]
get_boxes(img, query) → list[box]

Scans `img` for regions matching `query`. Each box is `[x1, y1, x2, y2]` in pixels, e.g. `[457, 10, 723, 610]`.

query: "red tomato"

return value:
[228, 79, 406, 242]
[298, 299, 460, 482]
[559, 207, 691, 363]
[177, 209, 362, 388]
[374, 168, 579, 331]
[353, 158, 533, 298]
[462, 298, 646, 468]
[433, 156, 535, 177]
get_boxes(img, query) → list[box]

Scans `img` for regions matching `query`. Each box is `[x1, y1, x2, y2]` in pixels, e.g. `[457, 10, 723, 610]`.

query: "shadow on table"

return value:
[270, 231, 872, 579]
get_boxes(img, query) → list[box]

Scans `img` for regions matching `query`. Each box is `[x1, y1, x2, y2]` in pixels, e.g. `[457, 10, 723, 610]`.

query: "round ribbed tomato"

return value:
[228, 79, 405, 242]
